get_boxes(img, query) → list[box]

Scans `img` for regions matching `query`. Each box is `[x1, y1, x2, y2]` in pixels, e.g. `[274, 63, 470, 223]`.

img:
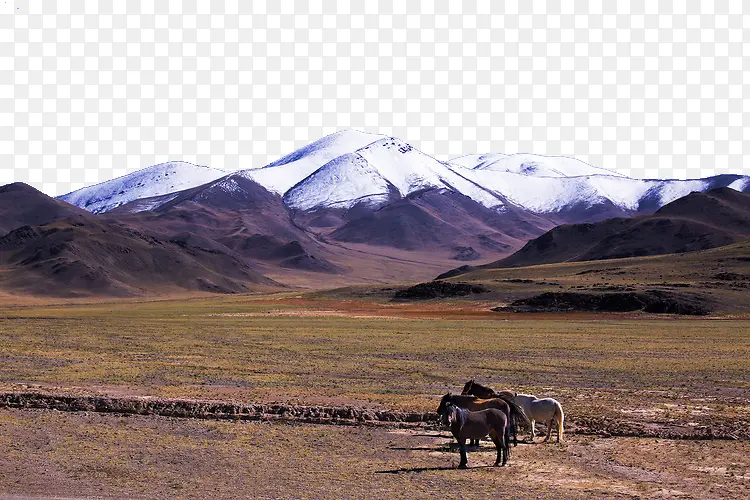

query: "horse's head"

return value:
[444, 401, 459, 426]
[436, 392, 452, 416]
[461, 379, 474, 395]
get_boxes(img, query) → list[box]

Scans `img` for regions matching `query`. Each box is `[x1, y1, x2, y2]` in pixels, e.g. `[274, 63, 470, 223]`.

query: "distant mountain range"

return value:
[1, 130, 749, 296]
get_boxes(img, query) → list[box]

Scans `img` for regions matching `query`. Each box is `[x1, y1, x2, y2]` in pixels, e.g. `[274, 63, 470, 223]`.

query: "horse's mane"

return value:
[464, 382, 530, 427]
[470, 380, 493, 392]
[449, 393, 479, 402]
[446, 403, 467, 427]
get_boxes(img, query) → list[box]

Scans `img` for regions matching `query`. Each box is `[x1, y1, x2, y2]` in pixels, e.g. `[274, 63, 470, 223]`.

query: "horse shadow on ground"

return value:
[390, 440, 533, 453]
[376, 465, 496, 474]
[410, 433, 450, 438]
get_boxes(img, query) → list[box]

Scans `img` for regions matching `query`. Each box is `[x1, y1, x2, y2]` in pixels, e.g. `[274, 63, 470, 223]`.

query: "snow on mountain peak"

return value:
[240, 129, 386, 195]
[280, 137, 508, 211]
[55, 130, 750, 217]
[283, 153, 394, 210]
[355, 137, 449, 195]
[58, 161, 229, 213]
[451, 152, 625, 178]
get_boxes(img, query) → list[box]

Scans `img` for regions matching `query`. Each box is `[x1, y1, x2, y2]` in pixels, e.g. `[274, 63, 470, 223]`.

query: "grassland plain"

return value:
[1, 295, 749, 419]
[0, 294, 749, 497]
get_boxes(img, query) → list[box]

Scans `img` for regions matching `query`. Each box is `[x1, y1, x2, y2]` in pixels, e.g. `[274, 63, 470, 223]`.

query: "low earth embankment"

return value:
[1, 390, 746, 440]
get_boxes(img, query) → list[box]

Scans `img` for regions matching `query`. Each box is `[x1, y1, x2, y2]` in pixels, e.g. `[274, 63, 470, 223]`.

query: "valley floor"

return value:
[0, 294, 748, 497]
[0, 408, 748, 499]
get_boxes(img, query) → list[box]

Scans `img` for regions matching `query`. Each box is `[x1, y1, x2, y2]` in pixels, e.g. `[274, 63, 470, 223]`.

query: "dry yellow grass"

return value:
[1, 295, 748, 421]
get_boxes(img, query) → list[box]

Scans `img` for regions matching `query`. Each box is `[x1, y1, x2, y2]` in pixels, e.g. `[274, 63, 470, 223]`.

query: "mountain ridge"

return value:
[57, 131, 750, 221]
[454, 187, 750, 272]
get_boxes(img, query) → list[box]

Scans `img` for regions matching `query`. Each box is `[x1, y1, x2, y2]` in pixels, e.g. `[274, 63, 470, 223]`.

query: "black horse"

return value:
[442, 402, 509, 468]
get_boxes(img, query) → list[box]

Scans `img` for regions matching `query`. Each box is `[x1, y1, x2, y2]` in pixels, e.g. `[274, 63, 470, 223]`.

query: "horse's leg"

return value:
[542, 419, 553, 443]
[529, 419, 536, 443]
[458, 438, 468, 469]
[557, 413, 564, 442]
[489, 430, 501, 466]
[503, 432, 510, 467]
[503, 421, 511, 466]
[512, 413, 518, 447]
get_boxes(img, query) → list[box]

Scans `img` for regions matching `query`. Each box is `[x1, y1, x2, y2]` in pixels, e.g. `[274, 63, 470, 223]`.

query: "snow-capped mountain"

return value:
[58, 161, 229, 213]
[283, 137, 505, 211]
[58, 130, 750, 218]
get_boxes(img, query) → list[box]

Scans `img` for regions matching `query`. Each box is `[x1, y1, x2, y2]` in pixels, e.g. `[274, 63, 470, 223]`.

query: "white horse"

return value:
[511, 393, 564, 443]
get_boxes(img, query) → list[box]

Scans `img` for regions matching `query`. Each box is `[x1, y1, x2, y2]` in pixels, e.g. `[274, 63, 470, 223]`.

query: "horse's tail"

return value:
[554, 401, 565, 442]
[495, 393, 530, 429]
[503, 413, 511, 463]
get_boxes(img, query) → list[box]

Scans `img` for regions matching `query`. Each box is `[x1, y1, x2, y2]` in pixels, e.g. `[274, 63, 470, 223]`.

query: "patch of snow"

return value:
[585, 176, 658, 211]
[449, 153, 508, 169]
[116, 193, 180, 213]
[656, 180, 710, 206]
[214, 176, 244, 194]
[453, 152, 625, 178]
[355, 138, 447, 195]
[240, 130, 386, 195]
[283, 153, 392, 210]
[455, 168, 596, 212]
[58, 161, 228, 213]
[728, 177, 750, 192]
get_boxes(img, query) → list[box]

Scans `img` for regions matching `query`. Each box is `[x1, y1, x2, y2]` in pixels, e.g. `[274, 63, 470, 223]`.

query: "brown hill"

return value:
[433, 238, 750, 315]
[0, 218, 279, 297]
[0, 183, 90, 236]
[467, 188, 750, 270]
[327, 188, 556, 257]
[112, 175, 343, 274]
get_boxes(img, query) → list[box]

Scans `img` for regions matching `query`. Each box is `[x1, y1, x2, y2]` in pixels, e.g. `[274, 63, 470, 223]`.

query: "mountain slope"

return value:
[0, 218, 279, 297]
[58, 161, 229, 213]
[477, 187, 750, 269]
[329, 188, 555, 254]
[0, 183, 91, 236]
[111, 173, 343, 274]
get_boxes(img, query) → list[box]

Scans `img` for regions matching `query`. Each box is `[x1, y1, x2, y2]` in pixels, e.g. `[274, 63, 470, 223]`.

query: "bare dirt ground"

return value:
[0, 408, 748, 499]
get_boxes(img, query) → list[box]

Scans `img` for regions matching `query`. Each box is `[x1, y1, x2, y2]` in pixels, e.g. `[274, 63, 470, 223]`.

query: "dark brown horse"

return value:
[461, 379, 500, 399]
[460, 380, 530, 445]
[443, 402, 509, 468]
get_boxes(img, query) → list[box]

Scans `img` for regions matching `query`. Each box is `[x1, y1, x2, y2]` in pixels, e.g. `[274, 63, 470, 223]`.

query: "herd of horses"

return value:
[436, 380, 565, 468]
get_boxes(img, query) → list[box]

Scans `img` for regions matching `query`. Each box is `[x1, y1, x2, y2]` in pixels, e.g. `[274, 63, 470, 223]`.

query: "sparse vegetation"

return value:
[0, 292, 748, 497]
